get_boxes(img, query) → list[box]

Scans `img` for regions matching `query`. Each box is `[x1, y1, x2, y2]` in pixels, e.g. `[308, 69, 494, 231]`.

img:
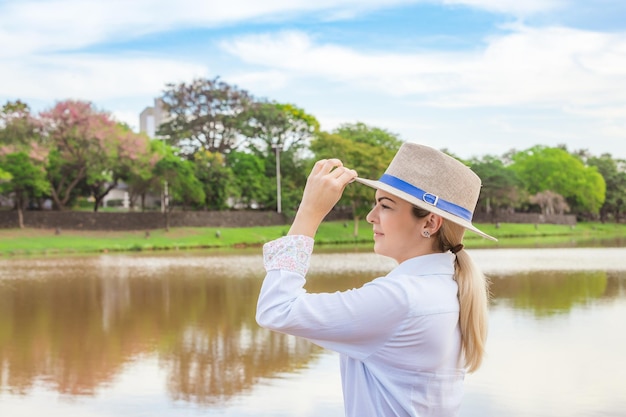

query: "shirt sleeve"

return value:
[256, 235, 410, 360]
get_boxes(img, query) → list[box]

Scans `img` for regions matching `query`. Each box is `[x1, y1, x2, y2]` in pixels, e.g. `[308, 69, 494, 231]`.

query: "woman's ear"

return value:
[424, 213, 443, 234]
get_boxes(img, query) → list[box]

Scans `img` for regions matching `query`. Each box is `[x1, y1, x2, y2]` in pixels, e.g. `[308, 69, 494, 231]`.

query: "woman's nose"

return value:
[366, 207, 376, 223]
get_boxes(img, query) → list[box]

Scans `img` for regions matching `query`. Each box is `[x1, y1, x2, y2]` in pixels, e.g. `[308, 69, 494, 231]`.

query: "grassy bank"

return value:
[1, 220, 625, 257]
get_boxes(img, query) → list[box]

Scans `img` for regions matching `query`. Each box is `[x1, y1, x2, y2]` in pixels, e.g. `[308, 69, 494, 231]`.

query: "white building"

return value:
[139, 98, 166, 139]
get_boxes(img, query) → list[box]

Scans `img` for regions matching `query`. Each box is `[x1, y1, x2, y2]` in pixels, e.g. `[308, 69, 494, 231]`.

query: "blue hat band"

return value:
[379, 174, 473, 222]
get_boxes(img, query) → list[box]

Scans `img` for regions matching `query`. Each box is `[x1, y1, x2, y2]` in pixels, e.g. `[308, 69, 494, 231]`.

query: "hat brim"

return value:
[355, 177, 498, 241]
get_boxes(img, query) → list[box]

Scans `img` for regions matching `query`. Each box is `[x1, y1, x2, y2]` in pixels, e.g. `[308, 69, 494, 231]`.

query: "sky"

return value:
[1, 0, 626, 160]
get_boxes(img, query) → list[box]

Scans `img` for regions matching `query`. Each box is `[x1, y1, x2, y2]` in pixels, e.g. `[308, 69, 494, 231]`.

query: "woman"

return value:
[256, 143, 496, 417]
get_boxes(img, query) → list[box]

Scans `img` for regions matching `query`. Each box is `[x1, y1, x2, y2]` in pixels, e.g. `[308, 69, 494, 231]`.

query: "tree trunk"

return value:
[17, 206, 24, 229]
[15, 192, 25, 229]
[92, 181, 119, 212]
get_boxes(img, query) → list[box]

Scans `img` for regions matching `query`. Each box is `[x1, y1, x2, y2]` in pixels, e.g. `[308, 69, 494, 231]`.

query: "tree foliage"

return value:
[158, 77, 254, 157]
[3, 79, 626, 224]
[227, 150, 268, 209]
[311, 123, 402, 234]
[0, 152, 49, 227]
[86, 124, 155, 212]
[587, 154, 626, 222]
[41, 100, 120, 210]
[245, 101, 319, 154]
[0, 101, 49, 226]
[469, 155, 524, 217]
[510, 146, 606, 216]
[193, 150, 234, 210]
[37, 100, 155, 212]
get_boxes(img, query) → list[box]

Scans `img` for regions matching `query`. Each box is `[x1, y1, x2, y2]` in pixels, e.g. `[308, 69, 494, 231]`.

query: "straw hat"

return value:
[355, 142, 497, 241]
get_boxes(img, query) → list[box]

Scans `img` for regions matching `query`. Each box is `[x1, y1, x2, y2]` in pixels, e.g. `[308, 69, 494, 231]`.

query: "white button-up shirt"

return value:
[257, 235, 465, 417]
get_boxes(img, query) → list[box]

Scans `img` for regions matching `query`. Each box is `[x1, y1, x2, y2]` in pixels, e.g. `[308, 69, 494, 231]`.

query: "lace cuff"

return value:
[263, 235, 314, 276]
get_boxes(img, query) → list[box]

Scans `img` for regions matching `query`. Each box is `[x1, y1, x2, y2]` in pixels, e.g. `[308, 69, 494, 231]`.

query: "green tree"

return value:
[227, 151, 268, 209]
[0, 101, 49, 226]
[510, 146, 605, 217]
[0, 100, 42, 147]
[245, 101, 319, 153]
[158, 77, 254, 157]
[587, 154, 626, 223]
[193, 150, 234, 210]
[0, 152, 49, 228]
[153, 147, 204, 230]
[469, 155, 524, 218]
[243, 101, 319, 213]
[125, 139, 167, 211]
[311, 123, 402, 235]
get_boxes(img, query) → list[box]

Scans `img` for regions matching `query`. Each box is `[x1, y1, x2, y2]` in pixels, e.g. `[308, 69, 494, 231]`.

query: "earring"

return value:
[422, 230, 431, 238]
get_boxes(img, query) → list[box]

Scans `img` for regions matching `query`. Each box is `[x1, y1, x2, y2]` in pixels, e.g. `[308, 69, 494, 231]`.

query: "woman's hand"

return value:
[288, 159, 358, 237]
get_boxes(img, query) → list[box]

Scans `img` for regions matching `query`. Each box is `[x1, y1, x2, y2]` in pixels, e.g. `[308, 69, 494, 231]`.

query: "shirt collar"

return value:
[389, 252, 456, 277]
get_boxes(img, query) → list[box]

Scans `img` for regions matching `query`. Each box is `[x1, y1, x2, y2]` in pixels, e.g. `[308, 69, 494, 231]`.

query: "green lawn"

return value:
[1, 220, 625, 257]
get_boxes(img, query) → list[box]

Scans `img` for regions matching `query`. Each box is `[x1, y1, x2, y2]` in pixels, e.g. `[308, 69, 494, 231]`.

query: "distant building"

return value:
[137, 97, 169, 212]
[139, 98, 166, 138]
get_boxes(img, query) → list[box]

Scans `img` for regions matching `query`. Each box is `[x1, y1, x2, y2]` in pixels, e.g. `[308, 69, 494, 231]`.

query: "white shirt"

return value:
[256, 235, 465, 417]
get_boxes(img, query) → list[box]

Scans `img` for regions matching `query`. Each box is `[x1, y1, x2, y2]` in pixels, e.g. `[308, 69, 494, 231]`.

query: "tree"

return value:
[0, 152, 49, 228]
[125, 139, 167, 211]
[243, 101, 319, 212]
[529, 190, 570, 215]
[333, 122, 402, 150]
[311, 123, 402, 235]
[510, 146, 606, 217]
[158, 77, 254, 157]
[227, 151, 268, 209]
[192, 150, 235, 210]
[153, 147, 205, 230]
[245, 101, 319, 153]
[0, 101, 49, 226]
[469, 155, 524, 218]
[0, 100, 42, 146]
[587, 154, 626, 223]
[85, 124, 154, 212]
[40, 100, 120, 210]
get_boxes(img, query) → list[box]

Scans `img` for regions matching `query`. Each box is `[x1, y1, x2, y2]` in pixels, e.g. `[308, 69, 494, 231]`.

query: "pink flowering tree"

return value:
[41, 100, 154, 211]
[86, 123, 154, 211]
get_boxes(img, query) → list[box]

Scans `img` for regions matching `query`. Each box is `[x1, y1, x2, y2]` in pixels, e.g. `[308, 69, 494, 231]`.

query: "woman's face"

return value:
[365, 189, 429, 263]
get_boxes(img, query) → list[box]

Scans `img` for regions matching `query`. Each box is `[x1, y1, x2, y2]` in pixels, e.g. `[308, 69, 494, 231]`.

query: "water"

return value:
[0, 247, 625, 417]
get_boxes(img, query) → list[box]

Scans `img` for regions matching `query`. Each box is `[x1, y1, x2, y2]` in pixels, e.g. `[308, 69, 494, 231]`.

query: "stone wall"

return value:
[0, 210, 290, 230]
[473, 212, 577, 226]
[0, 209, 576, 230]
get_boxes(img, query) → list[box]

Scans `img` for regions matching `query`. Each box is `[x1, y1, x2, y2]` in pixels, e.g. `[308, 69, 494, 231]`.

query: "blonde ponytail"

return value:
[411, 207, 490, 372]
[438, 220, 489, 373]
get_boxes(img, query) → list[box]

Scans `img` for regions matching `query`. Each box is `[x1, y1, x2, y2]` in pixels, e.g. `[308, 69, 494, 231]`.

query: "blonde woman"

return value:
[257, 143, 495, 417]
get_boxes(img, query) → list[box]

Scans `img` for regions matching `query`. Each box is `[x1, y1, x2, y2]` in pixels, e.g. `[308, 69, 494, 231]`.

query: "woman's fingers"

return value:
[308, 159, 356, 191]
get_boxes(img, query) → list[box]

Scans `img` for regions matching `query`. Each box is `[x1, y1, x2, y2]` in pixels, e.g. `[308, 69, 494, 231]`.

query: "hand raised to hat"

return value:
[288, 159, 358, 238]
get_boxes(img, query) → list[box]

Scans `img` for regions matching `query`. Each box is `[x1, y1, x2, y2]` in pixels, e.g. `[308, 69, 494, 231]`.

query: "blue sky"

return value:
[1, 0, 626, 159]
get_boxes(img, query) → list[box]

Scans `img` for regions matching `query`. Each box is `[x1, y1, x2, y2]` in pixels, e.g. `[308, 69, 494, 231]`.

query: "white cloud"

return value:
[221, 26, 626, 112]
[0, 54, 207, 102]
[1, 0, 625, 158]
[0, 0, 564, 58]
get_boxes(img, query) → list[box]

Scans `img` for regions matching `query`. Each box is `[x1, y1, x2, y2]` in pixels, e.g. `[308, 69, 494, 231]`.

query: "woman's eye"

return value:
[381, 204, 390, 210]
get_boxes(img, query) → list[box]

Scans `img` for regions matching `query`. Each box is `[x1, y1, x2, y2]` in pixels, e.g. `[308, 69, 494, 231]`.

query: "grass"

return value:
[1, 220, 625, 257]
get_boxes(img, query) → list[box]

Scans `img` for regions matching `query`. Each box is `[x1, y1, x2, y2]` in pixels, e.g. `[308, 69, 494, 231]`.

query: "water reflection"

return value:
[0, 253, 322, 405]
[0, 250, 625, 416]
[490, 270, 624, 316]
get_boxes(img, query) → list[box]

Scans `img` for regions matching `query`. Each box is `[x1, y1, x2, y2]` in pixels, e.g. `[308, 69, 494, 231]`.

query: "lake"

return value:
[0, 246, 625, 416]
